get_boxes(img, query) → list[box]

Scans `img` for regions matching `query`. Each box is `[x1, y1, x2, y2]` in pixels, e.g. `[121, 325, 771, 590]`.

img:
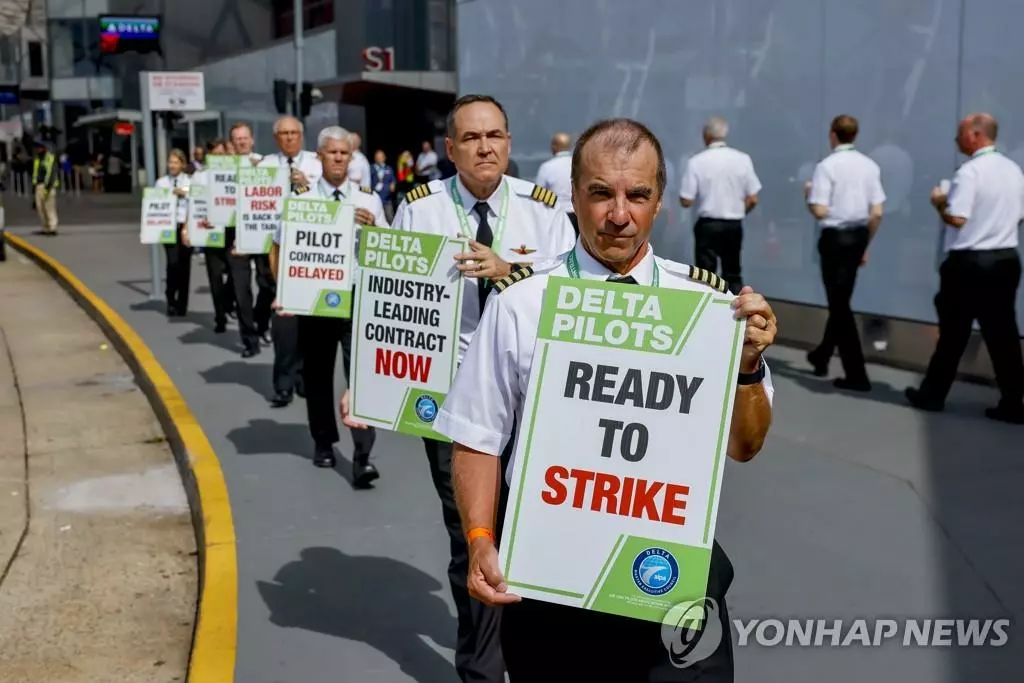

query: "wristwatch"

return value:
[737, 357, 765, 385]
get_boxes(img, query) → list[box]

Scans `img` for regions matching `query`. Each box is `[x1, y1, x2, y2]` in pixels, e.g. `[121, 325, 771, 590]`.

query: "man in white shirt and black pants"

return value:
[804, 115, 885, 391]
[679, 116, 761, 295]
[535, 132, 575, 234]
[907, 113, 1024, 424]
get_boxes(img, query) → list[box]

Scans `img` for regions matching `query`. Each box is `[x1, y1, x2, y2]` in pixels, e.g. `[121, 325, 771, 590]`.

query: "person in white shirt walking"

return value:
[679, 116, 761, 294]
[908, 113, 1024, 424]
[156, 148, 192, 316]
[534, 131, 575, 233]
[415, 141, 440, 183]
[347, 132, 371, 186]
[804, 114, 885, 391]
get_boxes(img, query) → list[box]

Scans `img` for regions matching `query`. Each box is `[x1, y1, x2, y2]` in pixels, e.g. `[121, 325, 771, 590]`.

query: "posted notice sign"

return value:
[208, 155, 239, 227]
[140, 188, 176, 244]
[349, 226, 466, 440]
[498, 277, 744, 625]
[185, 185, 224, 248]
[237, 166, 288, 254]
[147, 72, 206, 111]
[276, 198, 356, 317]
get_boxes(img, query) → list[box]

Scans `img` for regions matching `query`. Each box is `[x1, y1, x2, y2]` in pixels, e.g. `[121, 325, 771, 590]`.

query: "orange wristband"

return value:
[467, 527, 495, 543]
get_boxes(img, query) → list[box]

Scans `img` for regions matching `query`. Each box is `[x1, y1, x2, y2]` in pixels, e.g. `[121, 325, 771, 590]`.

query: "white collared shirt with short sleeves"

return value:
[433, 242, 776, 484]
[679, 142, 761, 220]
[258, 149, 323, 189]
[807, 144, 886, 228]
[155, 172, 191, 224]
[943, 146, 1024, 251]
[392, 174, 577, 363]
[272, 177, 389, 245]
[535, 151, 574, 212]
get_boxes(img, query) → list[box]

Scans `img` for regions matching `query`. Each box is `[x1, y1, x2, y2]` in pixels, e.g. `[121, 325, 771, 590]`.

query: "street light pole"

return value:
[294, 0, 304, 124]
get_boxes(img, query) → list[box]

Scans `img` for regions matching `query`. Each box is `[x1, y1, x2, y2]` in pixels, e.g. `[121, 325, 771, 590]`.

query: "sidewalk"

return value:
[0, 253, 196, 682]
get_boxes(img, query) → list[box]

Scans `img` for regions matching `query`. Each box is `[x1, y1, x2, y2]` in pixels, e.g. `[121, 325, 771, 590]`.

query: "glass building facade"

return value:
[457, 0, 1024, 326]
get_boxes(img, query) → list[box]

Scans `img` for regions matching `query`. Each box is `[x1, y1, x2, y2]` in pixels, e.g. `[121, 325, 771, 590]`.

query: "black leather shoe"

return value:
[985, 404, 1024, 425]
[833, 377, 872, 392]
[352, 459, 380, 488]
[241, 345, 260, 358]
[214, 322, 227, 334]
[806, 350, 829, 377]
[269, 391, 292, 408]
[313, 446, 336, 468]
[260, 330, 272, 345]
[905, 387, 943, 412]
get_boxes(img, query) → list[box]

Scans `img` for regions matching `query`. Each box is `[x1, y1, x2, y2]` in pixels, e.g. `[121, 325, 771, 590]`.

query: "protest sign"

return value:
[276, 197, 355, 317]
[140, 187, 177, 244]
[349, 226, 466, 439]
[237, 166, 288, 254]
[185, 185, 224, 248]
[497, 276, 744, 625]
[208, 155, 240, 227]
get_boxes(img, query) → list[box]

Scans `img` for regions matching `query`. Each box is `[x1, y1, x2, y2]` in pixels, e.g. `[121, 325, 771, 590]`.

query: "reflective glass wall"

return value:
[457, 0, 1024, 326]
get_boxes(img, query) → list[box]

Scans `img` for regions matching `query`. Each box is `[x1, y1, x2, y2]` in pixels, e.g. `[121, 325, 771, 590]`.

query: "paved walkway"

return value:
[0, 250, 196, 682]
[8, 222, 1024, 682]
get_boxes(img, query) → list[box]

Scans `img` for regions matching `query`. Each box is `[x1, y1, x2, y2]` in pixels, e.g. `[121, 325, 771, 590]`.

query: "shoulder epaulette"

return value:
[529, 184, 558, 208]
[688, 266, 729, 293]
[492, 265, 535, 293]
[405, 183, 433, 203]
[359, 185, 374, 194]
[294, 183, 311, 195]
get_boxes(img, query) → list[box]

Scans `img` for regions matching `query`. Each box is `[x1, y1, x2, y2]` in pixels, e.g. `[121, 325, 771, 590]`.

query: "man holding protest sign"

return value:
[434, 118, 777, 681]
[269, 126, 388, 484]
[354, 94, 575, 683]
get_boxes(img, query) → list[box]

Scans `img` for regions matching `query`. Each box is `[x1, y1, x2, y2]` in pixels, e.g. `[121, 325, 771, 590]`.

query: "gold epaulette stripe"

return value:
[529, 185, 557, 208]
[359, 185, 374, 194]
[688, 267, 728, 293]
[492, 265, 535, 292]
[406, 183, 433, 203]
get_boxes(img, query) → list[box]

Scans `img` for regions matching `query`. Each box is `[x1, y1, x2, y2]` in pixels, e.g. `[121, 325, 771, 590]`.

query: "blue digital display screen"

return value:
[98, 15, 161, 54]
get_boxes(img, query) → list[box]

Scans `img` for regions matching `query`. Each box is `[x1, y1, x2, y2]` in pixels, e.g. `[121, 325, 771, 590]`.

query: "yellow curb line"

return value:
[6, 234, 237, 682]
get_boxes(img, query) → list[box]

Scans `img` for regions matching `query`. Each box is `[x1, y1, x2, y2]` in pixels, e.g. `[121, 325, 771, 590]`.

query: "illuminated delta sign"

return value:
[98, 15, 161, 54]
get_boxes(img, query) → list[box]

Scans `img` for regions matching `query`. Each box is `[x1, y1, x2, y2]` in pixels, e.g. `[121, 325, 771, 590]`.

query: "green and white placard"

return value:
[276, 197, 355, 317]
[140, 187, 176, 244]
[237, 166, 288, 254]
[349, 226, 466, 440]
[185, 185, 223, 248]
[207, 154, 240, 227]
[498, 276, 744, 624]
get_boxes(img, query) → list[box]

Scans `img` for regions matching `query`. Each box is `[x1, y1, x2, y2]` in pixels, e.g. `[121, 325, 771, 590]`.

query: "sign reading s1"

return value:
[363, 46, 395, 72]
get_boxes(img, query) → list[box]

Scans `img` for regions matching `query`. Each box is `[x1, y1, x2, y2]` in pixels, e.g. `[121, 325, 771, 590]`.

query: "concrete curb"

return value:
[5, 233, 237, 682]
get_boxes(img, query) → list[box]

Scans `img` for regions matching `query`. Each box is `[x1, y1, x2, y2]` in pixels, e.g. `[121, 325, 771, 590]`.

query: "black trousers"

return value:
[422, 439, 505, 683]
[202, 246, 232, 326]
[271, 313, 303, 396]
[811, 227, 870, 382]
[694, 217, 743, 295]
[229, 253, 275, 350]
[163, 224, 192, 313]
[919, 248, 1024, 406]
[297, 316, 376, 457]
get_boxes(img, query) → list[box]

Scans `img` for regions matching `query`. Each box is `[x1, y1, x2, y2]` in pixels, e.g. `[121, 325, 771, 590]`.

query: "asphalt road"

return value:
[7, 217, 1024, 683]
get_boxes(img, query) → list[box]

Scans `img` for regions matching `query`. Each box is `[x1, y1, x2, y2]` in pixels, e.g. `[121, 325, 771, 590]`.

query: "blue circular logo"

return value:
[325, 292, 341, 308]
[633, 548, 679, 596]
[414, 395, 439, 423]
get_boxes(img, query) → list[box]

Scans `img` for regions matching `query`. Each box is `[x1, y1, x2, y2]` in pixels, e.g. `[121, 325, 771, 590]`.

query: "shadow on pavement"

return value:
[177, 320, 241, 353]
[226, 419, 310, 460]
[119, 279, 156, 298]
[200, 360, 273, 398]
[257, 547, 458, 683]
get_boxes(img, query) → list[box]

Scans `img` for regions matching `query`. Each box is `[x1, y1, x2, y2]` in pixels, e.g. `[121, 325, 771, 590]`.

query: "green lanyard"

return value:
[565, 249, 660, 286]
[973, 146, 997, 158]
[450, 178, 509, 251]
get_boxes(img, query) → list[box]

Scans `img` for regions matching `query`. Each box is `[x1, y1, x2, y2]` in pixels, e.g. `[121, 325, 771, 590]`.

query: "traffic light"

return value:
[273, 79, 292, 115]
[273, 80, 316, 117]
[300, 82, 313, 118]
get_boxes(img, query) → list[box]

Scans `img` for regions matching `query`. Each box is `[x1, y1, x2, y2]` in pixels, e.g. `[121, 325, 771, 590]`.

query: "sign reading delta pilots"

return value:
[276, 197, 355, 317]
[237, 166, 287, 254]
[498, 277, 745, 625]
[349, 226, 465, 440]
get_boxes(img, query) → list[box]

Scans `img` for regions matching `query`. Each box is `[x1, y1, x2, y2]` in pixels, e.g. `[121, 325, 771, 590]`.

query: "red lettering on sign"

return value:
[214, 197, 236, 207]
[375, 348, 432, 382]
[245, 185, 283, 198]
[287, 266, 345, 280]
[251, 199, 278, 211]
[540, 466, 690, 527]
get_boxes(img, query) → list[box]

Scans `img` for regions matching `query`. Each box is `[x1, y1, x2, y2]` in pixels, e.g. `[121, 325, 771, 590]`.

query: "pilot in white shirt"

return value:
[433, 117, 777, 683]
[154, 149, 193, 317]
[535, 132, 574, 215]
[804, 114, 885, 391]
[909, 112, 1024, 423]
[259, 149, 323, 192]
[346, 132, 372, 185]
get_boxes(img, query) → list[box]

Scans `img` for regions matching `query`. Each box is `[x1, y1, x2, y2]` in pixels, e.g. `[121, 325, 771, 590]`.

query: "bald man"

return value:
[909, 113, 1024, 423]
[535, 132, 576, 234]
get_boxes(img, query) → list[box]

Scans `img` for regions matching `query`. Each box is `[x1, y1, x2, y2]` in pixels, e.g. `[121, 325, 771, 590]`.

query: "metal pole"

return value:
[140, 71, 161, 302]
[187, 120, 195, 160]
[156, 114, 168, 178]
[129, 129, 138, 191]
[294, 0, 304, 123]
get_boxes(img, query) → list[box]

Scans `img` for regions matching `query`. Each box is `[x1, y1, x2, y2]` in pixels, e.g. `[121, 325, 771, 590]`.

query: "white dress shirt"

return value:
[155, 172, 191, 225]
[433, 241, 775, 484]
[392, 174, 577, 363]
[258, 150, 323, 189]
[944, 146, 1024, 251]
[347, 150, 371, 185]
[807, 144, 886, 228]
[535, 151, 574, 212]
[679, 142, 761, 220]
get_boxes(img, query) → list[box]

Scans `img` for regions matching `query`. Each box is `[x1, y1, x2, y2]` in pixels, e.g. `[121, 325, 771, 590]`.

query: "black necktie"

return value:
[287, 156, 296, 193]
[332, 188, 342, 201]
[472, 202, 494, 314]
[607, 274, 639, 285]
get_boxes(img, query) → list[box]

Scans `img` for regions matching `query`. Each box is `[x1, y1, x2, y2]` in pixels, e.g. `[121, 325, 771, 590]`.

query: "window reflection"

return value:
[48, 19, 113, 78]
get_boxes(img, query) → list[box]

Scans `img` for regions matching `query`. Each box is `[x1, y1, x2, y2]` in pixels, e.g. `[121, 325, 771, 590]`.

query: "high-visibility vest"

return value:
[32, 153, 59, 189]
